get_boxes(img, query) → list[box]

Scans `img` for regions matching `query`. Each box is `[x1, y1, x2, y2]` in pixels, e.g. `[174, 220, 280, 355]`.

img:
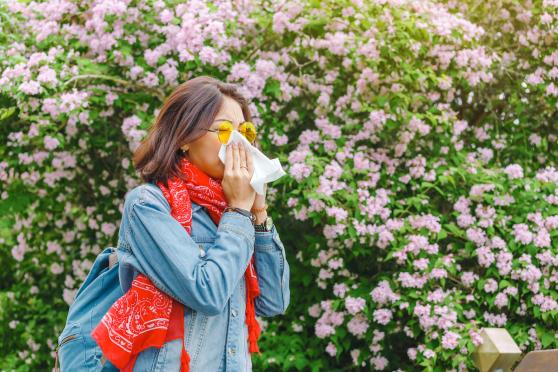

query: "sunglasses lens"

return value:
[218, 121, 233, 144]
[239, 122, 257, 143]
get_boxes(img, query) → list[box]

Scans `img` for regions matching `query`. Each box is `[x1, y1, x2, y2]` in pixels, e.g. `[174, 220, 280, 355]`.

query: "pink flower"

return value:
[430, 268, 448, 279]
[50, 263, 64, 275]
[496, 251, 513, 275]
[144, 48, 164, 66]
[270, 131, 288, 146]
[408, 214, 441, 233]
[512, 224, 533, 245]
[315, 322, 335, 339]
[44, 135, 60, 150]
[329, 311, 345, 326]
[323, 223, 346, 239]
[326, 206, 349, 222]
[11, 245, 25, 261]
[19, 81, 42, 95]
[290, 163, 313, 181]
[541, 12, 553, 24]
[504, 164, 524, 179]
[101, 222, 117, 236]
[63, 288, 77, 306]
[484, 278, 498, 293]
[370, 356, 388, 370]
[333, 283, 348, 298]
[466, 227, 487, 246]
[272, 11, 290, 34]
[413, 258, 429, 271]
[477, 246, 495, 267]
[159, 9, 174, 23]
[370, 280, 400, 305]
[441, 331, 461, 350]
[373, 309, 393, 325]
[308, 304, 321, 318]
[469, 329, 484, 346]
[158, 61, 179, 85]
[461, 271, 478, 287]
[534, 229, 551, 248]
[129, 66, 144, 79]
[483, 312, 507, 327]
[325, 342, 337, 357]
[37, 65, 58, 85]
[399, 272, 427, 288]
[494, 293, 508, 308]
[408, 117, 431, 136]
[46, 241, 62, 255]
[456, 213, 475, 228]
[424, 349, 435, 359]
[347, 314, 369, 337]
[345, 296, 366, 315]
[199, 46, 221, 66]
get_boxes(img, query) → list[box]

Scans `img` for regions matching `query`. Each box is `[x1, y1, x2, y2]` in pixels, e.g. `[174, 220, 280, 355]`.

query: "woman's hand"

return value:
[222, 142, 256, 211]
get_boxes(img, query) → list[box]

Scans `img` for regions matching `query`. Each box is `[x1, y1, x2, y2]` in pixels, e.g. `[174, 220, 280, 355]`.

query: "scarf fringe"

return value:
[245, 264, 262, 354]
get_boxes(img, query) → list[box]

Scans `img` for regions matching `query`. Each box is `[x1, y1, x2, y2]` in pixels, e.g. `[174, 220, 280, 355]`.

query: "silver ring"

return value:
[240, 165, 248, 169]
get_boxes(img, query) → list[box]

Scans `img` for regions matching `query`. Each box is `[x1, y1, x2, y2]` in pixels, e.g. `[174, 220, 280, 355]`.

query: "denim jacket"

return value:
[105, 182, 290, 371]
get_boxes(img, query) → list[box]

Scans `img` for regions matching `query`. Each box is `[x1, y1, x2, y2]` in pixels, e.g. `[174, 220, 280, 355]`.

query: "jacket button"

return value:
[228, 347, 236, 355]
[231, 309, 238, 317]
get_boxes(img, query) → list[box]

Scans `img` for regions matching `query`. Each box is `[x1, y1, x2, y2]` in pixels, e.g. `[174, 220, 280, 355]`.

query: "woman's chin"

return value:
[214, 165, 225, 180]
[211, 170, 224, 182]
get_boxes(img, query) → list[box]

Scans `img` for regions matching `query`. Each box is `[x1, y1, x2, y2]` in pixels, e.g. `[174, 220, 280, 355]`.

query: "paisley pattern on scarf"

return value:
[92, 156, 261, 372]
[98, 275, 173, 351]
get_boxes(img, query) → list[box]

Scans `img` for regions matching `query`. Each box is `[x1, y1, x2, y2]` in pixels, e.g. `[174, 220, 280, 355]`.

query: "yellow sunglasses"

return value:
[204, 120, 257, 144]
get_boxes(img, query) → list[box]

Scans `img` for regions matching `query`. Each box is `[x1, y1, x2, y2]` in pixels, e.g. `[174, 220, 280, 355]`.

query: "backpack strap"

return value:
[108, 251, 118, 269]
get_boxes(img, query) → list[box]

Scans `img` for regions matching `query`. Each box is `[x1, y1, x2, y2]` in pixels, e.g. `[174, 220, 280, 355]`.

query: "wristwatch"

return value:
[254, 216, 273, 232]
[223, 206, 256, 224]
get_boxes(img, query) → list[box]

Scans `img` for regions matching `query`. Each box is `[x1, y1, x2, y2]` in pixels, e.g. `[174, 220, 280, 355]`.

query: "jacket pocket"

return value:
[194, 237, 215, 258]
[133, 345, 161, 371]
[56, 322, 85, 371]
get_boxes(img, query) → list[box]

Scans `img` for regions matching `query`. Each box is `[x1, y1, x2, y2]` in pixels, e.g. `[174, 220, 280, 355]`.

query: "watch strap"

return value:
[254, 224, 267, 232]
[254, 216, 273, 232]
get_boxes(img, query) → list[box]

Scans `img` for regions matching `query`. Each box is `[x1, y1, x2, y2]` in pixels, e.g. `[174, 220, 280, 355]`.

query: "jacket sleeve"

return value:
[253, 224, 291, 317]
[123, 186, 255, 316]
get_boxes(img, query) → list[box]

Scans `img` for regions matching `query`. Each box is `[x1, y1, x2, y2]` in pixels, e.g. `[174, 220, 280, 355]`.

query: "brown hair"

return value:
[133, 75, 258, 188]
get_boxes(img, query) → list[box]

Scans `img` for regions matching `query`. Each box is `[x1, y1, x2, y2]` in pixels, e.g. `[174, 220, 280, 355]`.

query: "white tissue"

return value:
[218, 130, 286, 195]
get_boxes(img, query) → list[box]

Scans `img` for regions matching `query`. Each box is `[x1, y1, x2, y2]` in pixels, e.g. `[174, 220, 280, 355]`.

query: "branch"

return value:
[63, 74, 166, 101]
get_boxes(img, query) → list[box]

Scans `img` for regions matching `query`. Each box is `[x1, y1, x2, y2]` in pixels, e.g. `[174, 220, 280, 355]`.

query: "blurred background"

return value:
[1, 0, 558, 370]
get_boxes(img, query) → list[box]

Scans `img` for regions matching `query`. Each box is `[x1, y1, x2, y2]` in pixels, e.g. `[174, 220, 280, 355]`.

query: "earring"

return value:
[181, 145, 189, 153]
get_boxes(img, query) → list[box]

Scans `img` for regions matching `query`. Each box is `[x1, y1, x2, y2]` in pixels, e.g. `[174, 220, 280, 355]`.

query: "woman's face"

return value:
[182, 96, 246, 181]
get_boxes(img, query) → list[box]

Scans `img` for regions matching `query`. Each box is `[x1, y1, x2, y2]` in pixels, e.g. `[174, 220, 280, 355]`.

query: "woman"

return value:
[98, 76, 290, 371]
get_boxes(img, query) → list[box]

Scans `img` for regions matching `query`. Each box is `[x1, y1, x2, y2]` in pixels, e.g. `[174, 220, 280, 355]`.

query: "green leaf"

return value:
[0, 106, 16, 121]
[541, 332, 556, 348]
[263, 78, 281, 99]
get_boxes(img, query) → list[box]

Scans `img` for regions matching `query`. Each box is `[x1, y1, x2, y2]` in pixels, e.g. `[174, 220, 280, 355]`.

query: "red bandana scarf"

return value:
[91, 156, 261, 371]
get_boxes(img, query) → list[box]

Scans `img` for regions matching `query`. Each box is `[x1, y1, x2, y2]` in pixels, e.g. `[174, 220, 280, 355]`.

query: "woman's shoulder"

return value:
[124, 182, 166, 209]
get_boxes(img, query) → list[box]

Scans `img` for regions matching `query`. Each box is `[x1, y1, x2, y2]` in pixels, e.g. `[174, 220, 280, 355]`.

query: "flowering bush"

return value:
[1, 0, 558, 370]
